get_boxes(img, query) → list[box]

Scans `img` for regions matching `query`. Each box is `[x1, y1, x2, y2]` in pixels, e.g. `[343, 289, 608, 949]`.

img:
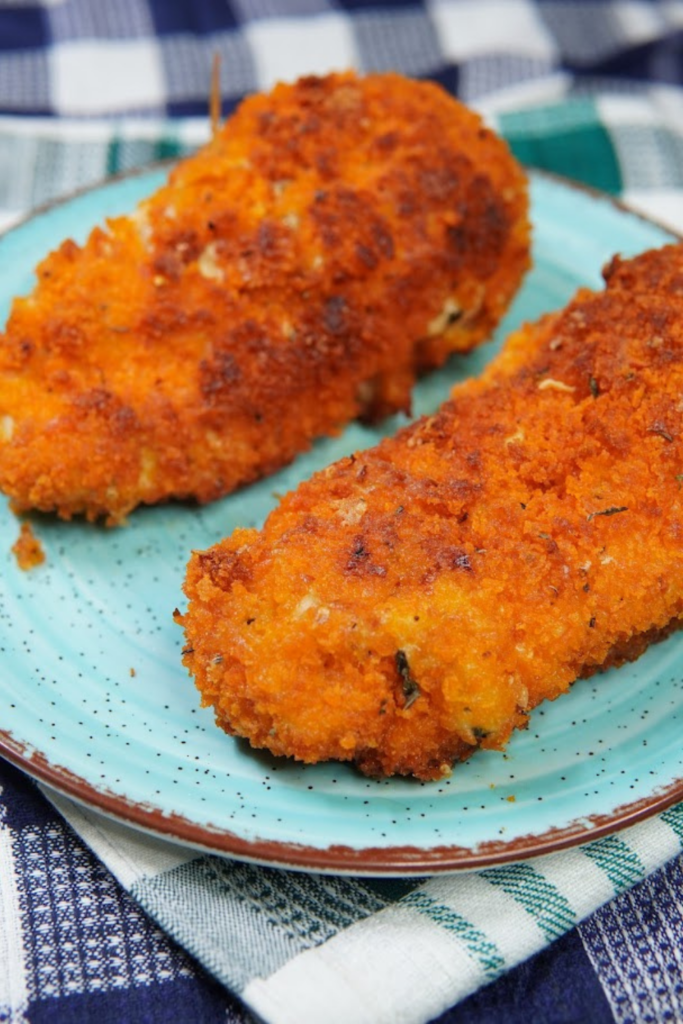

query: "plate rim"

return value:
[2, 730, 683, 874]
[1, 162, 682, 875]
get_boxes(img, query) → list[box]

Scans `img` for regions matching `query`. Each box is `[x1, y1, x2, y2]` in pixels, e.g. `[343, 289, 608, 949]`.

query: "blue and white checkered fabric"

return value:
[1, 760, 683, 1024]
[0, 0, 681, 117]
[3, 3, 683, 1023]
[0, 761, 243, 1022]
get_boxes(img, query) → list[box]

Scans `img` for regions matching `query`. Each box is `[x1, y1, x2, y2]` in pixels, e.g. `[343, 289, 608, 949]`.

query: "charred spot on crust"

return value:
[70, 388, 140, 436]
[373, 130, 399, 153]
[19, 338, 35, 362]
[446, 174, 511, 277]
[309, 186, 394, 267]
[73, 387, 116, 412]
[323, 295, 348, 335]
[196, 548, 252, 591]
[352, 539, 368, 560]
[344, 534, 387, 577]
[153, 251, 183, 282]
[419, 539, 474, 585]
[345, 535, 370, 572]
[48, 321, 86, 354]
[355, 244, 378, 269]
[199, 351, 242, 405]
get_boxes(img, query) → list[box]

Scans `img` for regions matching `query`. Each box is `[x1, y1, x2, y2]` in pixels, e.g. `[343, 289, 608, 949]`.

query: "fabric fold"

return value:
[44, 787, 683, 1024]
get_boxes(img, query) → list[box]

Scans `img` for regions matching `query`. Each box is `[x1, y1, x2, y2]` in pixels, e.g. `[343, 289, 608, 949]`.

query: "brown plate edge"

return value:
[2, 728, 683, 876]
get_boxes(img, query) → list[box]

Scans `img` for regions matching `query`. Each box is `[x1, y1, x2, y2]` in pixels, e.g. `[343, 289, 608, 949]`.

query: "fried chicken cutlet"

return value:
[0, 72, 529, 524]
[179, 242, 683, 780]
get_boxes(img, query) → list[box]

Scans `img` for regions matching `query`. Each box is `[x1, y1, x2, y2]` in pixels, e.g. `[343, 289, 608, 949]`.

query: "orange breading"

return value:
[11, 520, 45, 570]
[0, 71, 529, 524]
[179, 243, 683, 780]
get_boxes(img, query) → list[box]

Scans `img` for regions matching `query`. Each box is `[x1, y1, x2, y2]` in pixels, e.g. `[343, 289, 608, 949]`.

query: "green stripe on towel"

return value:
[500, 96, 622, 194]
[403, 891, 505, 979]
[582, 835, 646, 894]
[481, 863, 576, 942]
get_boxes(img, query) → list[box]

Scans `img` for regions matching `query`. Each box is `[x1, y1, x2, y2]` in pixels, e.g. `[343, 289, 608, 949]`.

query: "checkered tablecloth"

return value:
[3, 3, 683, 1023]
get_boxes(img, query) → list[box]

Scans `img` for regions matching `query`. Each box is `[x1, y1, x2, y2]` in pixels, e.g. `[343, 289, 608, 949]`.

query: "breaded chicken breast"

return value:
[179, 243, 683, 780]
[0, 71, 529, 524]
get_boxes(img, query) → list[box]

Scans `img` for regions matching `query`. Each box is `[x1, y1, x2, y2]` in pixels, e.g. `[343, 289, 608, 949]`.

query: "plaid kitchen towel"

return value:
[1, 0, 683, 119]
[3, 3, 683, 1024]
[0, 761, 680, 1024]
[42, 787, 683, 1024]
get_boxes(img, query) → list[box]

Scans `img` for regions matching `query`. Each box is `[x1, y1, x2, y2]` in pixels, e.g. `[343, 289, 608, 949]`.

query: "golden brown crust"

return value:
[11, 520, 45, 570]
[0, 71, 529, 524]
[180, 242, 683, 780]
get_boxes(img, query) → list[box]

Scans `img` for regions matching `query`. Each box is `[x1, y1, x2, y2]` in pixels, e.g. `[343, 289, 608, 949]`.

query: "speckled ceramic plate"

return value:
[0, 169, 682, 875]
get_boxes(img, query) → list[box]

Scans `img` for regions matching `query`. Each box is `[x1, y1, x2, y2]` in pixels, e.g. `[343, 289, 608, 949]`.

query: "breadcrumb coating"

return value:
[11, 521, 45, 570]
[180, 243, 683, 780]
[0, 71, 529, 524]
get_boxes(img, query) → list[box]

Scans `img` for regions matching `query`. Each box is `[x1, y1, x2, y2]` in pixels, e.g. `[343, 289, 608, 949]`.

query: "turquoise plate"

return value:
[0, 170, 681, 875]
